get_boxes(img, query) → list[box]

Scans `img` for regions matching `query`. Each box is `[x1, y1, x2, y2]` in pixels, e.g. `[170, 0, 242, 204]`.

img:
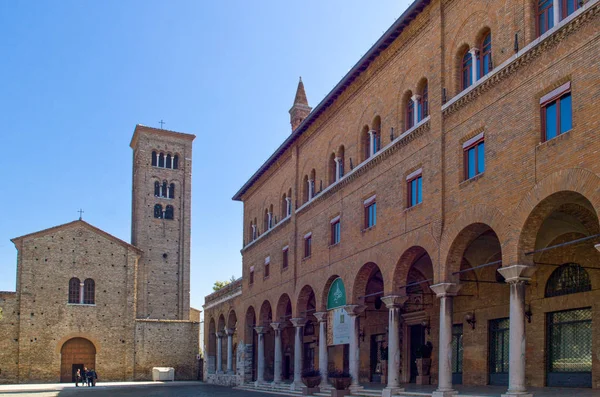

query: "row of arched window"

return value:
[68, 278, 95, 305]
[248, 188, 293, 242]
[154, 204, 174, 219]
[151, 151, 179, 169]
[154, 180, 175, 199]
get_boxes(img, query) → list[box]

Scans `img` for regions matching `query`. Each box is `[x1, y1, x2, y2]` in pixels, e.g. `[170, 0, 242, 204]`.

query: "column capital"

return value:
[313, 311, 328, 323]
[215, 331, 224, 338]
[290, 317, 307, 327]
[270, 322, 285, 331]
[497, 264, 536, 284]
[225, 328, 235, 336]
[469, 47, 479, 56]
[381, 295, 408, 308]
[254, 326, 268, 334]
[430, 283, 462, 298]
[411, 94, 421, 103]
[368, 129, 377, 136]
[595, 243, 600, 252]
[343, 304, 366, 317]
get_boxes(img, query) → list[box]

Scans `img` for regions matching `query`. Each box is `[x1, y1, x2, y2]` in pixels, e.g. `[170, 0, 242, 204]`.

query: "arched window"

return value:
[154, 181, 160, 197]
[69, 277, 80, 304]
[165, 205, 174, 220]
[361, 125, 370, 161]
[303, 175, 309, 203]
[479, 33, 492, 77]
[162, 181, 168, 198]
[166, 154, 172, 169]
[173, 155, 179, 169]
[538, 0, 554, 36]
[158, 152, 165, 168]
[328, 153, 337, 185]
[83, 279, 95, 304]
[154, 204, 163, 219]
[419, 82, 429, 120]
[372, 116, 381, 154]
[151, 151, 157, 167]
[169, 183, 175, 199]
[309, 169, 316, 199]
[406, 97, 415, 130]
[337, 146, 345, 180]
[545, 263, 591, 297]
[462, 49, 473, 90]
[281, 194, 287, 219]
[263, 209, 269, 231]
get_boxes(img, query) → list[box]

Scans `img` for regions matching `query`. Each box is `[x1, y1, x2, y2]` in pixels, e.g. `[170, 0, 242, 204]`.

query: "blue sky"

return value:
[0, 0, 411, 312]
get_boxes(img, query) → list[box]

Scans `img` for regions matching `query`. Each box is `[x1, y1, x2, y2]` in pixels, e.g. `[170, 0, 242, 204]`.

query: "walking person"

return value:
[86, 367, 92, 387]
[82, 368, 88, 387]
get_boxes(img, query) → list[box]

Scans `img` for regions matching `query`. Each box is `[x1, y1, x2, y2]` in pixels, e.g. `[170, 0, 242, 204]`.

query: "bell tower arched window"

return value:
[169, 183, 175, 199]
[154, 204, 163, 218]
[173, 155, 179, 169]
[545, 263, 591, 297]
[69, 277, 80, 304]
[165, 205, 174, 220]
[166, 154, 172, 168]
[151, 151, 157, 166]
[158, 153, 165, 167]
[154, 181, 160, 197]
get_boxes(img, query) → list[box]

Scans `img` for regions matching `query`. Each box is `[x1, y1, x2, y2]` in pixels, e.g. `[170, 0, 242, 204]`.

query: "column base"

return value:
[254, 380, 266, 387]
[349, 384, 364, 392]
[290, 381, 304, 391]
[432, 390, 458, 397]
[501, 392, 532, 397]
[382, 386, 405, 397]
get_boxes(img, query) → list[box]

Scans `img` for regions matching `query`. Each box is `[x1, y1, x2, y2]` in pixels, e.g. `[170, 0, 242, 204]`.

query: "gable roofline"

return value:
[11, 219, 143, 255]
[232, 0, 429, 201]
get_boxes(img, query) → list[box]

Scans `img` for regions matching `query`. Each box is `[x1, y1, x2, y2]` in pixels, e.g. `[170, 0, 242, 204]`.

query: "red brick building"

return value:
[203, 0, 600, 395]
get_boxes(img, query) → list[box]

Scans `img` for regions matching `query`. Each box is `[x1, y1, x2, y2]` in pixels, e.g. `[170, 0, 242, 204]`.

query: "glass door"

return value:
[489, 318, 509, 386]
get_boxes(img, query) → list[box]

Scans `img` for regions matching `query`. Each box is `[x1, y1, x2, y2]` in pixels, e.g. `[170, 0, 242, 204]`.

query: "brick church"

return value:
[0, 125, 200, 383]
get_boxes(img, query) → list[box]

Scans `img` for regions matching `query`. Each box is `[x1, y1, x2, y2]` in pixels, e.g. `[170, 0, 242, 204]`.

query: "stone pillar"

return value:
[469, 48, 479, 84]
[314, 312, 329, 387]
[216, 331, 224, 374]
[497, 265, 536, 397]
[226, 328, 235, 374]
[381, 296, 408, 397]
[271, 322, 284, 384]
[254, 326, 267, 385]
[553, 0, 560, 27]
[430, 283, 462, 397]
[308, 179, 314, 200]
[344, 305, 365, 391]
[411, 95, 421, 126]
[286, 197, 292, 216]
[290, 318, 307, 390]
[334, 158, 341, 182]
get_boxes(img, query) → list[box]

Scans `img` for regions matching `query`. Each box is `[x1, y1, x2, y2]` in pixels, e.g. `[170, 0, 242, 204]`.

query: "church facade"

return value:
[0, 124, 200, 383]
[204, 0, 600, 395]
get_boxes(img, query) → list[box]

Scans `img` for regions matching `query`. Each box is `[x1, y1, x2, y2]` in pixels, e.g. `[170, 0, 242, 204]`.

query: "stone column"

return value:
[290, 318, 307, 390]
[308, 179, 314, 200]
[469, 48, 479, 84]
[79, 282, 84, 304]
[314, 312, 329, 387]
[286, 197, 292, 217]
[497, 265, 536, 397]
[430, 283, 462, 397]
[334, 158, 341, 182]
[216, 331, 224, 374]
[553, 0, 560, 27]
[254, 326, 267, 385]
[411, 95, 421, 126]
[344, 305, 365, 391]
[226, 328, 235, 374]
[271, 322, 284, 384]
[381, 296, 408, 397]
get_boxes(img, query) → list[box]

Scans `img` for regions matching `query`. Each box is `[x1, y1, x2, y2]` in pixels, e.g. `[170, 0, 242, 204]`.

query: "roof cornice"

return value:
[232, 0, 429, 201]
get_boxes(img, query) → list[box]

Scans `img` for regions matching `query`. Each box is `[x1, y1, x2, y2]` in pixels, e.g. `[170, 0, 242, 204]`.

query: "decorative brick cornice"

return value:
[296, 119, 430, 215]
[442, 1, 599, 117]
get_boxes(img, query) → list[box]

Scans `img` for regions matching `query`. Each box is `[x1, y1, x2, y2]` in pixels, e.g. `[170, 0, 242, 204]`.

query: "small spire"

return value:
[289, 77, 311, 131]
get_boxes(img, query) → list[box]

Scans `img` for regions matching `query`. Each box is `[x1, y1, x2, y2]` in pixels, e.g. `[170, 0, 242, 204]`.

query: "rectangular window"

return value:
[249, 266, 254, 284]
[407, 170, 423, 208]
[331, 216, 341, 245]
[282, 246, 289, 269]
[541, 82, 572, 142]
[538, 0, 554, 36]
[304, 233, 312, 258]
[561, 0, 580, 20]
[364, 196, 377, 229]
[463, 134, 485, 180]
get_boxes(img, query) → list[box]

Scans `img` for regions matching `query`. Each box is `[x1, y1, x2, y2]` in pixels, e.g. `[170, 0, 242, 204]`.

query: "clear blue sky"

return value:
[0, 0, 411, 312]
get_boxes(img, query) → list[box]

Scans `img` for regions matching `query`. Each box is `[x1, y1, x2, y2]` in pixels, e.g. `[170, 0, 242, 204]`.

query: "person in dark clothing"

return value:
[91, 369, 98, 386]
[82, 368, 89, 387]
[86, 368, 92, 387]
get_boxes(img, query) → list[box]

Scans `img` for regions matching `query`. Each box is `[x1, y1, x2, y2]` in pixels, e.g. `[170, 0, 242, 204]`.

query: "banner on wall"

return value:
[332, 307, 350, 345]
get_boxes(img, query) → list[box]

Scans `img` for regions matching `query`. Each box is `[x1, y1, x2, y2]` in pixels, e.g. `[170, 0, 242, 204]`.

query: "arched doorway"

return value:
[60, 338, 96, 383]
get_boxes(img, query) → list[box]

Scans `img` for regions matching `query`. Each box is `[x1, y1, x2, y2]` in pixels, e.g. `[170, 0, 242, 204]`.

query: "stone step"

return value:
[235, 383, 303, 397]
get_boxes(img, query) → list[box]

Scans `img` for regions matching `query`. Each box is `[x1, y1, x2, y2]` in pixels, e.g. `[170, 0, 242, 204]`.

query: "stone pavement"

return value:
[0, 381, 274, 397]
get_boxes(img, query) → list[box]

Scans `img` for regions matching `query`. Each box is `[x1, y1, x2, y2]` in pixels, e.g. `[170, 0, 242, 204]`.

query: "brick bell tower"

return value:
[289, 77, 311, 131]
[130, 124, 195, 320]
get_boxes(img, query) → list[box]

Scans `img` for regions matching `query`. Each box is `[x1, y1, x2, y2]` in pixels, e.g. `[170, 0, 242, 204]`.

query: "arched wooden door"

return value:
[60, 338, 96, 383]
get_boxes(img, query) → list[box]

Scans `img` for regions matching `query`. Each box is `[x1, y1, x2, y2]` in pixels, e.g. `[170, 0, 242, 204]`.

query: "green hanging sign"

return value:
[327, 277, 346, 310]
